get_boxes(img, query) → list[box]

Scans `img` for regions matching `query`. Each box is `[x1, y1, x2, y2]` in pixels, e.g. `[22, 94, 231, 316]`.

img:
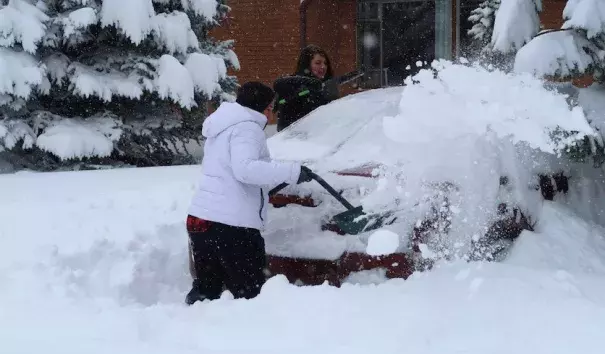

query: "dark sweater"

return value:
[273, 75, 339, 132]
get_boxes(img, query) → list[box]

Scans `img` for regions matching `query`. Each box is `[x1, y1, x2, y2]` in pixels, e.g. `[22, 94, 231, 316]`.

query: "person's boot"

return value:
[185, 279, 204, 305]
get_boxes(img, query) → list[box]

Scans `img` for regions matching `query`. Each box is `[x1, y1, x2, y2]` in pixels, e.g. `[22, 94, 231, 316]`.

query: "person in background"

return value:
[274, 44, 340, 132]
[185, 82, 313, 305]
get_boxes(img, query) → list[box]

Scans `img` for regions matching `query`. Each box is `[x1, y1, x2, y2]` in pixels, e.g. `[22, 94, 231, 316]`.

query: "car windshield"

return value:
[267, 87, 403, 171]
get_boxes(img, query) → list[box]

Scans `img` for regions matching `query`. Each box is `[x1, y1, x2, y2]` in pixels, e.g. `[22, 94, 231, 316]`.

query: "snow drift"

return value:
[2, 166, 605, 354]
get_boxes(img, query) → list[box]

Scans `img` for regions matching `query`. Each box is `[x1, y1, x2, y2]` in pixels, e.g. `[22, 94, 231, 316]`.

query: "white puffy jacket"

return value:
[188, 102, 301, 230]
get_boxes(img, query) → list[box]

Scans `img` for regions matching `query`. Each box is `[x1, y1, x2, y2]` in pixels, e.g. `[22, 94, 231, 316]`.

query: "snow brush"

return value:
[269, 173, 394, 235]
[306, 171, 394, 235]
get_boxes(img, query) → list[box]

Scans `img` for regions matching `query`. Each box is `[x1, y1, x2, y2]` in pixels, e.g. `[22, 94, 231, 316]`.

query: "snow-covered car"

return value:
[262, 60, 598, 286]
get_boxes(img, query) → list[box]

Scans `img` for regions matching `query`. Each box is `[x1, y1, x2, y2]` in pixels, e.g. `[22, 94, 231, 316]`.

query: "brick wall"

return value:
[210, 0, 301, 86]
[305, 0, 360, 95]
[210, 0, 302, 123]
[540, 0, 566, 29]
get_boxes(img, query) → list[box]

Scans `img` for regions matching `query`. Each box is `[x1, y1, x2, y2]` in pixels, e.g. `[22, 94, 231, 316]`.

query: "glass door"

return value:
[382, 1, 435, 85]
[357, 1, 383, 88]
[357, 0, 440, 88]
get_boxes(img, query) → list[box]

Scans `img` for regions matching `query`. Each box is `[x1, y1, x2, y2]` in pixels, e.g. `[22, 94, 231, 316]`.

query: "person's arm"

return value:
[230, 122, 301, 187]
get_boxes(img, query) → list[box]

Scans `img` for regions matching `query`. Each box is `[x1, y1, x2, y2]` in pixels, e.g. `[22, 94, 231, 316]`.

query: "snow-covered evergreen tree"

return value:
[0, 0, 239, 170]
[468, 0, 500, 48]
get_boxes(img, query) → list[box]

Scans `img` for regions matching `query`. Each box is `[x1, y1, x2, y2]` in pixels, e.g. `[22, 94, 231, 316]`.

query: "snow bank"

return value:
[3, 166, 605, 354]
[506, 202, 605, 275]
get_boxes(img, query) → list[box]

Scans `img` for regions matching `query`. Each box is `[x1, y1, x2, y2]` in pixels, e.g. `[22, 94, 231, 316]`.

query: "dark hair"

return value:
[236, 81, 275, 113]
[294, 44, 334, 80]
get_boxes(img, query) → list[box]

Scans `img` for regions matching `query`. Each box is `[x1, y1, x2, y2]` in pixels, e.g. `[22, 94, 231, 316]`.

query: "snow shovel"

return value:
[307, 172, 393, 235]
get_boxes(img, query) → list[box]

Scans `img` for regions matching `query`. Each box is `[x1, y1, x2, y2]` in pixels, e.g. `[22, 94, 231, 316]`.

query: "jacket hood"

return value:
[202, 102, 267, 138]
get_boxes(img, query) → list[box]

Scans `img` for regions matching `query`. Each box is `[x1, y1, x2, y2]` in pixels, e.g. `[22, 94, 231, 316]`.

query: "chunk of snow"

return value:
[61, 7, 97, 38]
[224, 49, 240, 70]
[36, 116, 123, 160]
[562, 0, 605, 39]
[155, 54, 195, 108]
[43, 53, 70, 86]
[394, 61, 595, 154]
[182, 0, 217, 20]
[491, 0, 540, 53]
[100, 0, 155, 45]
[0, 0, 49, 53]
[184, 53, 221, 98]
[418, 243, 438, 259]
[69, 63, 143, 101]
[578, 84, 605, 137]
[343, 268, 388, 285]
[366, 229, 400, 256]
[0, 48, 46, 100]
[514, 30, 596, 78]
[0, 119, 35, 150]
[152, 11, 199, 54]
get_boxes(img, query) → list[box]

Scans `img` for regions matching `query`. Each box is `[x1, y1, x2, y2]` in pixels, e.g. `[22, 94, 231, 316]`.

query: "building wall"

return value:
[210, 0, 302, 123]
[210, 0, 301, 87]
[305, 0, 362, 95]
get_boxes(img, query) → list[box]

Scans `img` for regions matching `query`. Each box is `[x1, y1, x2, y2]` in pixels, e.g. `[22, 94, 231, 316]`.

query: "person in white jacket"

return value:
[185, 81, 313, 305]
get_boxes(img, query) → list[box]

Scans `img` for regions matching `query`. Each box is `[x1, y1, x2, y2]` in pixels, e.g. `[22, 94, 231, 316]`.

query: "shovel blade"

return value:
[331, 206, 392, 235]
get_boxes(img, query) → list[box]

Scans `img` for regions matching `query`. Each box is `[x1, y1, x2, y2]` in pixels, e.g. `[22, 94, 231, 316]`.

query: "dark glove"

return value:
[297, 166, 313, 184]
[321, 79, 339, 101]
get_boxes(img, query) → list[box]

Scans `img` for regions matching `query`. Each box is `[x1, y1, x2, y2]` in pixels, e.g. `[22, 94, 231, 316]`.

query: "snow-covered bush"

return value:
[0, 0, 239, 170]
[507, 0, 605, 165]
[514, 0, 605, 82]
[466, 0, 541, 70]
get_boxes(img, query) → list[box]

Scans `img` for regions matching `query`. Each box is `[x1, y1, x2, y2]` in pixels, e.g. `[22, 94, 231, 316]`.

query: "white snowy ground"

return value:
[2, 166, 605, 354]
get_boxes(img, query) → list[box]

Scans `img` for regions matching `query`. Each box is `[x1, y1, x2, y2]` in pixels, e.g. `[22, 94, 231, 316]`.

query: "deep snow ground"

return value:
[2, 166, 605, 354]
